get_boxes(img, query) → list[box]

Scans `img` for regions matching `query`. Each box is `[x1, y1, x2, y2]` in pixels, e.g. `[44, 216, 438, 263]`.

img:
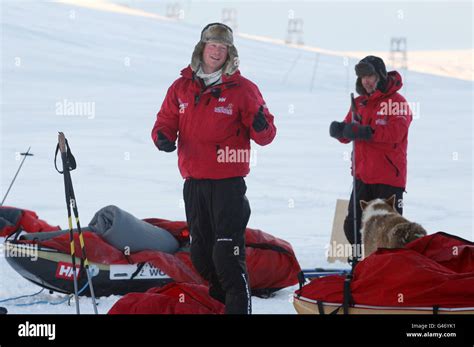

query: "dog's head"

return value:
[360, 195, 399, 224]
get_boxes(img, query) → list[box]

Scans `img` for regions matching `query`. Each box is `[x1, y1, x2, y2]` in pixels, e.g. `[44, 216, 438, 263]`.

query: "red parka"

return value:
[152, 66, 276, 179]
[339, 71, 412, 188]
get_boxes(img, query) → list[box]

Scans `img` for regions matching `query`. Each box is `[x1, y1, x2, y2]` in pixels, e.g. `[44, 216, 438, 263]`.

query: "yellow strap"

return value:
[79, 235, 85, 248]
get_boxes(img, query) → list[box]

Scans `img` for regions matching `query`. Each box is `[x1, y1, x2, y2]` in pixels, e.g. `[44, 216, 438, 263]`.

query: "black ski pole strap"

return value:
[54, 139, 77, 174]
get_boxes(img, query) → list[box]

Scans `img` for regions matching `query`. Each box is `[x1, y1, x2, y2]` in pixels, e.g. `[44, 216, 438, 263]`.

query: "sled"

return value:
[294, 232, 474, 315]
[2, 205, 301, 297]
[4, 241, 173, 297]
[293, 297, 474, 315]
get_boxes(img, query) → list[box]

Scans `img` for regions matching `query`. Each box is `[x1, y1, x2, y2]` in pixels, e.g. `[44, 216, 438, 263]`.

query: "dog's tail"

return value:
[388, 222, 427, 247]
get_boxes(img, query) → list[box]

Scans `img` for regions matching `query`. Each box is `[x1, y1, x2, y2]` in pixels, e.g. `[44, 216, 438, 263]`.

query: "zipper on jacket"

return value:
[385, 155, 400, 177]
[193, 79, 237, 106]
[194, 78, 207, 105]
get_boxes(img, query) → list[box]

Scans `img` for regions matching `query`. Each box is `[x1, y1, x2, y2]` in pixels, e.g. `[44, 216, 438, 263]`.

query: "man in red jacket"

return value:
[151, 23, 276, 314]
[329, 56, 412, 256]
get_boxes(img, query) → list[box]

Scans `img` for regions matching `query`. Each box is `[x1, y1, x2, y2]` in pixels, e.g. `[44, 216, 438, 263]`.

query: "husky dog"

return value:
[360, 195, 427, 258]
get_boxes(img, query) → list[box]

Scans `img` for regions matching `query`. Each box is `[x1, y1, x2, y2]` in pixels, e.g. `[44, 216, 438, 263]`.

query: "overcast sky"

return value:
[122, 0, 473, 51]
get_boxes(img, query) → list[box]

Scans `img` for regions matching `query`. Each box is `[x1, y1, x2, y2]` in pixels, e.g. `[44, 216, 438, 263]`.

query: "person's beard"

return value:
[365, 76, 379, 95]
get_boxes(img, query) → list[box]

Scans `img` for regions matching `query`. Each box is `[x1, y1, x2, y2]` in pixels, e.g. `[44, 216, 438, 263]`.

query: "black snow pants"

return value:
[344, 179, 404, 253]
[183, 177, 252, 314]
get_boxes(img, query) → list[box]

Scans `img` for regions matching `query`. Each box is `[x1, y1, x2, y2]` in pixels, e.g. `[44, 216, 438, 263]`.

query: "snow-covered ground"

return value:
[0, 0, 472, 314]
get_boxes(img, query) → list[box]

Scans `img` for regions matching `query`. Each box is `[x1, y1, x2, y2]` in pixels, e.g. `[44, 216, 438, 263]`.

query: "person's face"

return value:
[202, 42, 228, 74]
[361, 74, 379, 94]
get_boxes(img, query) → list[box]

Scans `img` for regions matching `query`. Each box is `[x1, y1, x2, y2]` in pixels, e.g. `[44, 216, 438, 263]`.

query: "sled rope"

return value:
[0, 282, 89, 307]
[0, 288, 45, 304]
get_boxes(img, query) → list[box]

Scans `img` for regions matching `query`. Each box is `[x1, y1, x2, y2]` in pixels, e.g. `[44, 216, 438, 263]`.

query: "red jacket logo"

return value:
[214, 103, 233, 116]
[178, 98, 188, 114]
[55, 262, 81, 280]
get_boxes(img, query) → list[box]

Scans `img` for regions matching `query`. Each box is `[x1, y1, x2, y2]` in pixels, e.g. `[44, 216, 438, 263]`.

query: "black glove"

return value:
[329, 121, 345, 139]
[252, 106, 269, 133]
[342, 123, 373, 140]
[156, 131, 176, 152]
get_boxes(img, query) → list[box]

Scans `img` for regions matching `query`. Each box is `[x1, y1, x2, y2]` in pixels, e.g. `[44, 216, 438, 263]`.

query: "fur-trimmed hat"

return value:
[190, 23, 239, 76]
[355, 56, 388, 95]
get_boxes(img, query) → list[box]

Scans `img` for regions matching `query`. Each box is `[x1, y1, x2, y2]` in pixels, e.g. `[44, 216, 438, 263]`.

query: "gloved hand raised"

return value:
[329, 121, 345, 139]
[156, 131, 177, 152]
[252, 106, 269, 133]
[342, 123, 373, 140]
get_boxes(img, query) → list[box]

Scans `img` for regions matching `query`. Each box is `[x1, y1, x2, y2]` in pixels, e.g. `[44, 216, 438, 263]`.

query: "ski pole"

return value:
[56, 134, 81, 314]
[350, 93, 361, 267]
[56, 132, 98, 314]
[338, 94, 362, 315]
[63, 159, 99, 314]
[1, 147, 33, 206]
